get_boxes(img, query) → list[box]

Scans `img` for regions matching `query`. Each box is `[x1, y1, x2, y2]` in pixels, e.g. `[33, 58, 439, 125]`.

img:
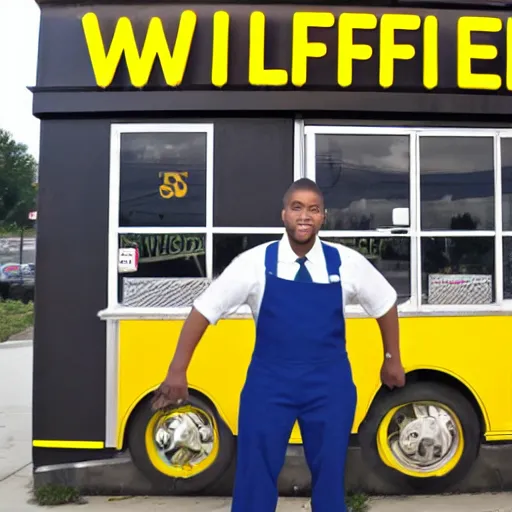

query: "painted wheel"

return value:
[358, 381, 480, 492]
[128, 393, 235, 493]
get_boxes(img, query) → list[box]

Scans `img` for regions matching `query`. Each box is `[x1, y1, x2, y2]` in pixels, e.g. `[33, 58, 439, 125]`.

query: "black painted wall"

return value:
[32, 119, 111, 466]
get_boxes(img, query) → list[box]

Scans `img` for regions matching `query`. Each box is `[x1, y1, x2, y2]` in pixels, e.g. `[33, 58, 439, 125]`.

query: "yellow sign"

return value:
[82, 10, 512, 92]
[159, 172, 189, 199]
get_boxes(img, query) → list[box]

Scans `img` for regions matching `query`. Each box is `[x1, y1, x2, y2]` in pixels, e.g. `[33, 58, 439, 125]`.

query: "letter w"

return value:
[82, 11, 197, 88]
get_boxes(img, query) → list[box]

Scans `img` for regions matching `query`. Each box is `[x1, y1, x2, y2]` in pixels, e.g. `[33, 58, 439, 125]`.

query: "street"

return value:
[1, 340, 512, 511]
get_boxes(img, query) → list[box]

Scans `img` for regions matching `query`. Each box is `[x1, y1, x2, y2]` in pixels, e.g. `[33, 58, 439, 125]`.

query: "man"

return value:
[152, 178, 406, 511]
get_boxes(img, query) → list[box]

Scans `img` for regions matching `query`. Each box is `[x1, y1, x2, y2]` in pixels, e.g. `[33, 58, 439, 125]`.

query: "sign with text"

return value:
[74, 6, 512, 94]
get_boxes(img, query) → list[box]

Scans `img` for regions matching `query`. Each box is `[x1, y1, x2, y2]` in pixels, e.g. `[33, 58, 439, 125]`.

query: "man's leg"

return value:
[231, 365, 297, 512]
[298, 364, 357, 511]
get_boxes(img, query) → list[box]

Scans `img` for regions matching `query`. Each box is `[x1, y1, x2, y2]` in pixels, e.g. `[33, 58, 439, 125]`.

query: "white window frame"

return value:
[107, 123, 215, 308]
[305, 125, 512, 315]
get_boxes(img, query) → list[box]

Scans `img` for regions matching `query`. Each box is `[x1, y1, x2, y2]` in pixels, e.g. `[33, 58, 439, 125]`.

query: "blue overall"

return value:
[231, 241, 357, 512]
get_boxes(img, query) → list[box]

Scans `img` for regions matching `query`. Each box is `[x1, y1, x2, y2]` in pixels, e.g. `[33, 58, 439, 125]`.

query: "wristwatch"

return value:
[385, 352, 393, 359]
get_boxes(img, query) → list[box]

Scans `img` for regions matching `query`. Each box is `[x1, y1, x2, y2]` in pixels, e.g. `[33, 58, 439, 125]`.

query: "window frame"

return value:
[108, 123, 215, 308]
[305, 125, 512, 315]
[107, 121, 303, 312]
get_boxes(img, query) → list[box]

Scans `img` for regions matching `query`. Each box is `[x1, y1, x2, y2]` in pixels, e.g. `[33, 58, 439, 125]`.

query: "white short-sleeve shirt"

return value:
[193, 235, 398, 325]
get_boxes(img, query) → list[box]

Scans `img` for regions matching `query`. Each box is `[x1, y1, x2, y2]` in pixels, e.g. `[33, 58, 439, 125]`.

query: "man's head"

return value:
[281, 178, 325, 246]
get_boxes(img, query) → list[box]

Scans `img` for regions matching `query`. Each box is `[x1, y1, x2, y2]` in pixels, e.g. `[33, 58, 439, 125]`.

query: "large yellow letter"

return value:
[248, 11, 287, 86]
[211, 11, 230, 87]
[292, 12, 335, 87]
[82, 10, 196, 88]
[379, 14, 421, 88]
[338, 13, 377, 87]
[423, 15, 438, 90]
[457, 16, 501, 90]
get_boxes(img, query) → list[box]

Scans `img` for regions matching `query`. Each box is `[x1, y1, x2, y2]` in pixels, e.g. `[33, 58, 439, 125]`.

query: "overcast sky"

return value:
[0, 0, 41, 160]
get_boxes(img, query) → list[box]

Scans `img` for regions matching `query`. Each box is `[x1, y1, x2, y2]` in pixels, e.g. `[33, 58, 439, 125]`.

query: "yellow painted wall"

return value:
[116, 315, 512, 449]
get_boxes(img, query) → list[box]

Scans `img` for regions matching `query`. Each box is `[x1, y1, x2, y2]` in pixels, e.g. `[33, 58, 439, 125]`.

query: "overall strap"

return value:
[264, 241, 279, 275]
[321, 242, 342, 278]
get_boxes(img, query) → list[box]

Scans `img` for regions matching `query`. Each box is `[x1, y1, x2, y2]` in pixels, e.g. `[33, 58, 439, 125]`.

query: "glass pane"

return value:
[421, 237, 494, 305]
[119, 132, 207, 228]
[315, 135, 410, 230]
[501, 138, 512, 231]
[118, 233, 207, 307]
[504, 237, 512, 300]
[420, 137, 494, 230]
[0, 232, 36, 302]
[213, 234, 282, 278]
[323, 237, 411, 305]
[119, 233, 206, 279]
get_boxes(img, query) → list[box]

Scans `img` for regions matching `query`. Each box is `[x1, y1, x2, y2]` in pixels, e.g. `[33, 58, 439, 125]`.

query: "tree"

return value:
[0, 129, 38, 230]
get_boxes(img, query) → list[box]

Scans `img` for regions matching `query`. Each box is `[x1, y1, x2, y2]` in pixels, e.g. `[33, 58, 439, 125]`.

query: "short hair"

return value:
[282, 178, 324, 208]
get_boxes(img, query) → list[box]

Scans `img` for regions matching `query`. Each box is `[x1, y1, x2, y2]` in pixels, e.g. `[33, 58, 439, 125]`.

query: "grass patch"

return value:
[33, 484, 86, 506]
[0, 299, 34, 342]
[0, 229, 36, 238]
[346, 492, 370, 512]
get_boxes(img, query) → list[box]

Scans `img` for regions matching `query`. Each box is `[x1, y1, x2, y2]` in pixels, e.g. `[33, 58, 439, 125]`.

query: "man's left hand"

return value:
[380, 358, 406, 389]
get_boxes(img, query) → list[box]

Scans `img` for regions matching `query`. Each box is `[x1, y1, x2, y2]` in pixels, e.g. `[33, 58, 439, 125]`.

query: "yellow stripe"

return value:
[33, 440, 104, 449]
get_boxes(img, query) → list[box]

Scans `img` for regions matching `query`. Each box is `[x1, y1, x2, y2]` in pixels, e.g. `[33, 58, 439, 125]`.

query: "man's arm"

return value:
[376, 302, 401, 361]
[351, 251, 406, 389]
[168, 307, 211, 373]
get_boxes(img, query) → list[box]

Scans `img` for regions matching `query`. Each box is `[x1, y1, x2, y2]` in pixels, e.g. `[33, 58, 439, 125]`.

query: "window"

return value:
[418, 134, 495, 306]
[119, 132, 207, 228]
[323, 237, 411, 305]
[307, 128, 413, 309]
[110, 124, 213, 308]
[315, 134, 410, 230]
[306, 126, 512, 312]
[109, 122, 290, 310]
[419, 137, 494, 231]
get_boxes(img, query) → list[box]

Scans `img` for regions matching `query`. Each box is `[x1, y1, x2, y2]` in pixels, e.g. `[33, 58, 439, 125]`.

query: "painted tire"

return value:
[358, 381, 480, 492]
[128, 393, 236, 493]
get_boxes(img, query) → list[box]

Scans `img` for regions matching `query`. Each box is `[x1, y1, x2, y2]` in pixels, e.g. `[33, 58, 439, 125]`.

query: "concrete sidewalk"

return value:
[2, 465, 512, 512]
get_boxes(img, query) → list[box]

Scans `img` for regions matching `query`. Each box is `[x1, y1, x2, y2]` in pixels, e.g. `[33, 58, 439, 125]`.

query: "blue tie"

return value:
[294, 257, 313, 282]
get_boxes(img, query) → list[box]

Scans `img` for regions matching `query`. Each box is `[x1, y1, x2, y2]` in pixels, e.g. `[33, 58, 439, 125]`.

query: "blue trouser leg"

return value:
[298, 361, 357, 512]
[231, 363, 297, 512]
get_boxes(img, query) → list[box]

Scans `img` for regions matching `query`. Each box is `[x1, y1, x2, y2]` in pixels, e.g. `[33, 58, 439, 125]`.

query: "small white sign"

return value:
[118, 247, 139, 273]
[28, 211, 37, 221]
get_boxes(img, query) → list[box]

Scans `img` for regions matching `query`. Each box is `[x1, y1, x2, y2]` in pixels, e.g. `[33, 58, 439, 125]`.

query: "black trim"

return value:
[32, 91, 512, 118]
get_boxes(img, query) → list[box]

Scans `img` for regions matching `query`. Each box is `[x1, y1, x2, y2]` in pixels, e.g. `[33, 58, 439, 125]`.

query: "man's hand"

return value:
[151, 369, 189, 411]
[380, 358, 406, 390]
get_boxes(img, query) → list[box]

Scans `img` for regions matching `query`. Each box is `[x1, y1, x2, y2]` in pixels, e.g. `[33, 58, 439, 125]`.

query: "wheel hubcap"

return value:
[153, 409, 215, 468]
[386, 403, 460, 473]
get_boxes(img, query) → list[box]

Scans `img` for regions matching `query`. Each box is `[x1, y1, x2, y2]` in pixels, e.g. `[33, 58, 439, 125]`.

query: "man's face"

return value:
[281, 189, 325, 245]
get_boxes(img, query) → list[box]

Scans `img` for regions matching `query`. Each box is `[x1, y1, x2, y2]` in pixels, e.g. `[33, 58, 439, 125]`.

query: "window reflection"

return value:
[119, 132, 207, 228]
[420, 137, 494, 230]
[213, 234, 282, 278]
[119, 233, 206, 279]
[504, 237, 512, 300]
[421, 237, 494, 305]
[315, 135, 410, 230]
[118, 233, 207, 307]
[500, 138, 512, 231]
[323, 237, 410, 304]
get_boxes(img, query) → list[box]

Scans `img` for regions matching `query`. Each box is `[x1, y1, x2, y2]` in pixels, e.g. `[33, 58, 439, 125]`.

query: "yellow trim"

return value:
[33, 440, 104, 449]
[485, 432, 512, 441]
[376, 401, 465, 478]
[144, 405, 220, 478]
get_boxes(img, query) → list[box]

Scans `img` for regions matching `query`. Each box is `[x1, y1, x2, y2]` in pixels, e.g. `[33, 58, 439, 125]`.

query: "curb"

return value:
[0, 339, 33, 349]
